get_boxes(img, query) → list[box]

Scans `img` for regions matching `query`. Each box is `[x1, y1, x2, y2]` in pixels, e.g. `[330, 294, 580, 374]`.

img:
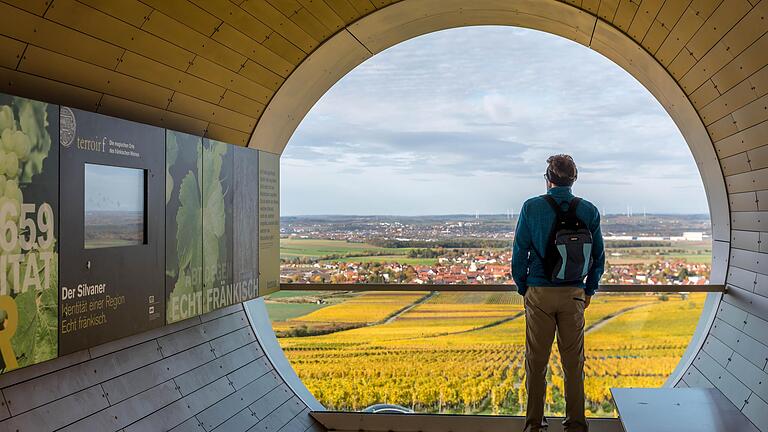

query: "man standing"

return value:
[512, 155, 605, 432]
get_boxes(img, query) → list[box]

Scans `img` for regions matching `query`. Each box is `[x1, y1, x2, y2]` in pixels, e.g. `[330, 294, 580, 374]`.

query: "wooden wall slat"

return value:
[581, 0, 600, 14]
[138, 0, 222, 36]
[46, 0, 195, 72]
[748, 143, 768, 171]
[291, 7, 335, 41]
[188, 0, 273, 44]
[690, 79, 721, 108]
[266, 0, 302, 17]
[205, 122, 251, 146]
[76, 0, 151, 27]
[597, 0, 620, 21]
[701, 66, 768, 125]
[323, 0, 362, 24]
[0, 35, 25, 69]
[116, 51, 225, 105]
[58, 380, 181, 432]
[0, 65, 102, 112]
[708, 113, 739, 141]
[239, 0, 318, 52]
[297, 0, 346, 31]
[668, 47, 698, 80]
[219, 89, 266, 119]
[641, 0, 691, 55]
[142, 10, 247, 73]
[262, 29, 308, 64]
[2, 0, 51, 16]
[687, 0, 751, 61]
[240, 60, 285, 91]
[715, 119, 768, 158]
[655, 3, 708, 67]
[721, 152, 751, 175]
[730, 95, 768, 135]
[628, 0, 665, 42]
[187, 56, 271, 104]
[168, 92, 255, 132]
[97, 94, 209, 137]
[712, 31, 768, 95]
[349, 0, 378, 15]
[731, 191, 759, 211]
[19, 45, 173, 109]
[743, 393, 768, 430]
[612, 0, 639, 32]
[0, 1, 123, 70]
[212, 24, 296, 76]
[679, 0, 768, 94]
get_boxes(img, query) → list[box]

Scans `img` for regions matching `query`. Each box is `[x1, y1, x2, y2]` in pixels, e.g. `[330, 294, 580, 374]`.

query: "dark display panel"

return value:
[201, 139, 234, 314]
[0, 90, 274, 372]
[0, 95, 58, 374]
[165, 131, 203, 323]
[59, 108, 164, 355]
[258, 151, 280, 296]
[234, 146, 259, 301]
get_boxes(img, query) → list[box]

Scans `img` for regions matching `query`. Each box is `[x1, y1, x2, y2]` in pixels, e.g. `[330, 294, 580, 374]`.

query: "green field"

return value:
[266, 302, 328, 321]
[327, 255, 438, 265]
[281, 238, 407, 258]
[607, 242, 711, 264]
[266, 290, 324, 299]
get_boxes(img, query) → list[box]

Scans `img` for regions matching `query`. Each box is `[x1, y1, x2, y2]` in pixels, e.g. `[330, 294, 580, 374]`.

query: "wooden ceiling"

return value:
[0, 0, 398, 148]
[0, 0, 765, 155]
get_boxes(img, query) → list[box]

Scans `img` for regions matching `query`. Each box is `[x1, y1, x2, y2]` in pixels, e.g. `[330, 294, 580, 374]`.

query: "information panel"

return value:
[258, 151, 280, 296]
[59, 108, 165, 354]
[165, 131, 203, 323]
[234, 146, 259, 301]
[0, 90, 278, 371]
[201, 139, 234, 314]
[0, 95, 58, 373]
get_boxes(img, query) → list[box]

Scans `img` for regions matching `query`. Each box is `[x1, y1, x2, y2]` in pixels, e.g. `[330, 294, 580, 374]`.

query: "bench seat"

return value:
[611, 388, 758, 432]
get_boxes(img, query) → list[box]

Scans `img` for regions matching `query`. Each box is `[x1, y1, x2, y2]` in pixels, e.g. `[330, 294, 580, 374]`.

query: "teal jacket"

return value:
[512, 186, 605, 296]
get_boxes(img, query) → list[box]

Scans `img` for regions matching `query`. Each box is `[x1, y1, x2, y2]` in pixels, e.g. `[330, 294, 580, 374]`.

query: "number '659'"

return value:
[0, 202, 54, 252]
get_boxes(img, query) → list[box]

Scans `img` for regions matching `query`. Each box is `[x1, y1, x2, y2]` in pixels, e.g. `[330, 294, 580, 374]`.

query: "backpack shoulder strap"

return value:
[567, 197, 582, 216]
[542, 195, 564, 214]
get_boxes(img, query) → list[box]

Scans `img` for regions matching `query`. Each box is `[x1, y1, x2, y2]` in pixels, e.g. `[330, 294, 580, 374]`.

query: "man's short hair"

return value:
[546, 154, 578, 186]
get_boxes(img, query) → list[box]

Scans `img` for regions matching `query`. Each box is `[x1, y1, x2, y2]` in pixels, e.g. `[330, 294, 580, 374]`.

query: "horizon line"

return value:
[281, 212, 711, 217]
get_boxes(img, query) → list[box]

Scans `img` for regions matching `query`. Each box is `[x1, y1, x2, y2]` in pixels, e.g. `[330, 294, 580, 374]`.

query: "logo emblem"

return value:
[60, 107, 76, 148]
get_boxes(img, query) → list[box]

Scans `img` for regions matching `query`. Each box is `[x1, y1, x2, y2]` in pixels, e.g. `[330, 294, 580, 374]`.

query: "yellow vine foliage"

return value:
[276, 292, 705, 417]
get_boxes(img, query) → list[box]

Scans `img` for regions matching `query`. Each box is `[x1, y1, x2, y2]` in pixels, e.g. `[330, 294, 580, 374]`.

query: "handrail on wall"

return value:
[280, 283, 726, 293]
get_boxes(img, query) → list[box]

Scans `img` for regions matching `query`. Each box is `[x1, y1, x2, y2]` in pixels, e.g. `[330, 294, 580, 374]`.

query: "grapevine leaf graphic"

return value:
[169, 139, 227, 318]
[0, 105, 14, 131]
[17, 99, 51, 183]
[166, 133, 178, 205]
[167, 266, 199, 321]
[202, 142, 226, 286]
[176, 171, 202, 272]
[12, 254, 58, 367]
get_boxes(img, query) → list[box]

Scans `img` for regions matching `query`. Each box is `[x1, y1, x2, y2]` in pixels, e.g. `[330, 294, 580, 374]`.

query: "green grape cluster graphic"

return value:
[0, 98, 58, 372]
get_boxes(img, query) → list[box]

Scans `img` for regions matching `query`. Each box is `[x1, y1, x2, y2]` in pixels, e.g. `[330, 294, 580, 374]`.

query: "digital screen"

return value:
[84, 164, 146, 249]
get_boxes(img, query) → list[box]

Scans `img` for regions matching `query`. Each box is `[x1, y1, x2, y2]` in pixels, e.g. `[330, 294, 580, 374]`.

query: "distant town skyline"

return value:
[281, 26, 709, 216]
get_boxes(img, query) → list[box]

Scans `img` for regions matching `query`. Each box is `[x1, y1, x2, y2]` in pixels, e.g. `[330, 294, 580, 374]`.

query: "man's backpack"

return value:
[540, 195, 593, 283]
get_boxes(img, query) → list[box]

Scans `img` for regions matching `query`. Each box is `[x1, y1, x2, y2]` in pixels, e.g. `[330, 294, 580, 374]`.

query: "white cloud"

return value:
[281, 26, 708, 216]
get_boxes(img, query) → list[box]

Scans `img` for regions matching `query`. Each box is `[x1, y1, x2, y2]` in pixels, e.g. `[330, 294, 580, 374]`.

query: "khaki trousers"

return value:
[523, 286, 588, 432]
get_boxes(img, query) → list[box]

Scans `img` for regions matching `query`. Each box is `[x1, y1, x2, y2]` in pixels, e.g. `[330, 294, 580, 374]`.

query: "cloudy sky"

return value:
[281, 26, 708, 216]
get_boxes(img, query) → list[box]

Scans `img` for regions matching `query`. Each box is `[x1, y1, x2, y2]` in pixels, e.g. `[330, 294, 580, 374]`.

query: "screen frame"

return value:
[83, 162, 149, 250]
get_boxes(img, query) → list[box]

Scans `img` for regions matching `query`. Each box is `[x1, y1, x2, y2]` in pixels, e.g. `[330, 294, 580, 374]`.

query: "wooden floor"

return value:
[0, 304, 322, 432]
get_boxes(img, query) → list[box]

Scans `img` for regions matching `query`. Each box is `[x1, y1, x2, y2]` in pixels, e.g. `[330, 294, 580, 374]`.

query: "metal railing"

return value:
[280, 283, 725, 293]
